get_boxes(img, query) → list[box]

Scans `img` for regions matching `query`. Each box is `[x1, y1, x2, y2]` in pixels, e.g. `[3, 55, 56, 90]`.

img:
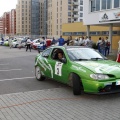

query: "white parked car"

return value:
[31, 39, 41, 49]
[11, 39, 19, 48]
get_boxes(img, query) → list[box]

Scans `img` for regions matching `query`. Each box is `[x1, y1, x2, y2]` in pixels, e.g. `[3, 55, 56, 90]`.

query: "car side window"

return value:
[42, 48, 52, 58]
[51, 48, 66, 61]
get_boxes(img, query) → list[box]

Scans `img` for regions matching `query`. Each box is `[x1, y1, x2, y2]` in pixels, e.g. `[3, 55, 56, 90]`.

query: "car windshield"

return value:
[67, 48, 106, 61]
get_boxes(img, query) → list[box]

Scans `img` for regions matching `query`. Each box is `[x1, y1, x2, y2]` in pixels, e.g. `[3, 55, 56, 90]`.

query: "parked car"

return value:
[37, 39, 52, 53]
[11, 39, 19, 48]
[35, 46, 120, 95]
[0, 40, 4, 45]
[4, 40, 9, 46]
[31, 39, 41, 49]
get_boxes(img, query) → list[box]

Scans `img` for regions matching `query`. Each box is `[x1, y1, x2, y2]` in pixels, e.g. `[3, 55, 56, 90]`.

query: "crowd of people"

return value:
[51, 35, 111, 57]
[1, 35, 111, 56]
[96, 37, 110, 56]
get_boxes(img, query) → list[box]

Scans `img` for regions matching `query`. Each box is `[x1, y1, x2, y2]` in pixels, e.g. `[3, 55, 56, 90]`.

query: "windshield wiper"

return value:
[91, 58, 104, 60]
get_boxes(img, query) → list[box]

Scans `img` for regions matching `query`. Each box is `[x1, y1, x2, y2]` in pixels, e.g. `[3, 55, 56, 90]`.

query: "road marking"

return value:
[0, 77, 35, 82]
[0, 69, 22, 72]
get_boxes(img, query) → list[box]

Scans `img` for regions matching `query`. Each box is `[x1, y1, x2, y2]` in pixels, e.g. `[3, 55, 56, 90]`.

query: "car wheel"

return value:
[15, 44, 18, 48]
[35, 66, 46, 81]
[72, 74, 82, 95]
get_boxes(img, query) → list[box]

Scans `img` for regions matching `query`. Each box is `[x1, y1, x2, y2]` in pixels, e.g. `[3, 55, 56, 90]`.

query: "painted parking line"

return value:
[0, 77, 35, 82]
[0, 69, 22, 72]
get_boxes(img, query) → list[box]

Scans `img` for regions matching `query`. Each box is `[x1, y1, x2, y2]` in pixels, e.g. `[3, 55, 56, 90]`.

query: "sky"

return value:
[0, 0, 17, 17]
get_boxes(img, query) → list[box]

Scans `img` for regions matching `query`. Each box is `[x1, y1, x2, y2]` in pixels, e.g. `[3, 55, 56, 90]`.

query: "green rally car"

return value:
[35, 46, 120, 95]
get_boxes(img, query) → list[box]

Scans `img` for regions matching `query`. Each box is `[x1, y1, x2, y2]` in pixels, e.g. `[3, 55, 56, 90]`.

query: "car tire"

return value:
[15, 44, 18, 48]
[72, 74, 82, 95]
[35, 66, 46, 81]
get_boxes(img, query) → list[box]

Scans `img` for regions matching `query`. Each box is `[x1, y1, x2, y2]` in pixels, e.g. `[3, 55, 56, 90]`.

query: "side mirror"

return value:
[61, 58, 67, 63]
[43, 53, 49, 58]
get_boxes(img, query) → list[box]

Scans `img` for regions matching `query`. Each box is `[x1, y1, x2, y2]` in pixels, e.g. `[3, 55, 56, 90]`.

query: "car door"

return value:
[39, 48, 53, 78]
[49, 48, 70, 84]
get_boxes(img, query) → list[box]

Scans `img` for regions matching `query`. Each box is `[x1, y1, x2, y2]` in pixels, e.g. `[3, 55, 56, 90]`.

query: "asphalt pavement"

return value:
[0, 46, 65, 95]
[0, 46, 120, 120]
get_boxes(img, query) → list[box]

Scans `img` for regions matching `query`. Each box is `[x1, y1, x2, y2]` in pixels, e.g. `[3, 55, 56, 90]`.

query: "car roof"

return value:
[49, 46, 88, 50]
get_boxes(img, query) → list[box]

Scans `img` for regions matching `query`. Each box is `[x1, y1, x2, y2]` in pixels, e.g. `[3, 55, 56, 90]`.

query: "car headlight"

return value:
[90, 74, 109, 80]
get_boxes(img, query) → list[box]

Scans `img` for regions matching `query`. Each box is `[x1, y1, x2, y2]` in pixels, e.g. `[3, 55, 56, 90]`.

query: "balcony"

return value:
[73, 14, 79, 18]
[73, 8, 79, 11]
[73, 2, 79, 6]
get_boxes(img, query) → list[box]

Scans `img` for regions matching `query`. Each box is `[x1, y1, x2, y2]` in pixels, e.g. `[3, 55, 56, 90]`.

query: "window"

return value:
[80, 19, 83, 22]
[90, 31, 100, 35]
[61, 0, 62, 5]
[80, 6, 83, 11]
[68, 12, 71, 16]
[107, 0, 112, 9]
[102, 0, 106, 10]
[73, 32, 85, 36]
[113, 31, 120, 35]
[63, 32, 72, 36]
[68, 6, 71, 10]
[91, 0, 111, 12]
[80, 13, 83, 17]
[114, 0, 120, 8]
[102, 31, 109, 35]
[80, 0, 83, 5]
[91, 0, 95, 12]
[68, 18, 71, 22]
[51, 48, 66, 62]
[42, 48, 52, 57]
[96, 0, 100, 11]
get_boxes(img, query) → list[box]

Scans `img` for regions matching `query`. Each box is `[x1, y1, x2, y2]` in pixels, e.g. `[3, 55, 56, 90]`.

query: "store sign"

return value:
[99, 11, 120, 22]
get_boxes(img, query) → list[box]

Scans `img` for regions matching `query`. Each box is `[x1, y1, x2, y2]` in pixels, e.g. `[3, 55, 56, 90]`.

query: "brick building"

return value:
[10, 9, 16, 35]
[3, 12, 10, 35]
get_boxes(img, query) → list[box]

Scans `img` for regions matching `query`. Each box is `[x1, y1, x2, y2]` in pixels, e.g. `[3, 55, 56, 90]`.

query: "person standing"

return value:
[51, 37, 56, 45]
[99, 37, 106, 56]
[26, 37, 31, 52]
[105, 37, 110, 56]
[8, 39, 12, 49]
[88, 36, 93, 48]
[96, 37, 102, 53]
[58, 36, 65, 46]
[84, 36, 90, 46]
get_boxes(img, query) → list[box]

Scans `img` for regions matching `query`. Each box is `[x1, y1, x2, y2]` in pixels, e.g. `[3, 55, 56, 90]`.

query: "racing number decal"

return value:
[55, 62, 63, 76]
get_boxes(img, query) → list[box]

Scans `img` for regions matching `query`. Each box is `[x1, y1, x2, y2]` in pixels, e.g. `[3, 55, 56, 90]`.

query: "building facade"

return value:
[16, 0, 31, 35]
[10, 9, 16, 35]
[47, 0, 84, 38]
[31, 0, 40, 36]
[3, 12, 10, 35]
[16, 0, 47, 37]
[62, 22, 120, 50]
[43, 0, 48, 36]
[83, 0, 120, 51]
[0, 17, 3, 34]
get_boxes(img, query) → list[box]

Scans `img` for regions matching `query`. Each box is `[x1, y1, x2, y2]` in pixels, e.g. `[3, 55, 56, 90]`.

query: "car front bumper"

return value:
[83, 79, 120, 94]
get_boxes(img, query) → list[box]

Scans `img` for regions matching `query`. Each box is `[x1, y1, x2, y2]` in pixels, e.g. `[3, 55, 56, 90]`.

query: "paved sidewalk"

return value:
[0, 87, 120, 120]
